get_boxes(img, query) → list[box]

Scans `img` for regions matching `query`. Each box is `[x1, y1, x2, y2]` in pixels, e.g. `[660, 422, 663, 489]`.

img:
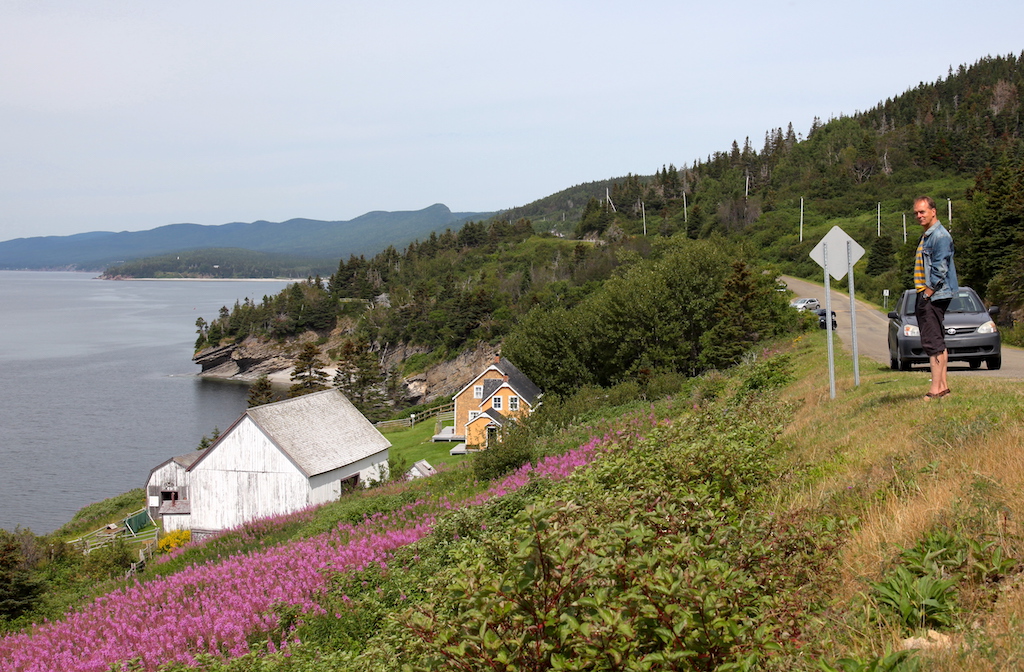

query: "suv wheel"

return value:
[987, 356, 1002, 370]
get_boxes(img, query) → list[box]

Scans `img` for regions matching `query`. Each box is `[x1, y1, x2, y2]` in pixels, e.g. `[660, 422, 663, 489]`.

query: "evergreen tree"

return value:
[697, 261, 765, 370]
[289, 342, 329, 397]
[866, 235, 897, 276]
[194, 317, 208, 350]
[247, 374, 277, 407]
[196, 426, 221, 451]
[333, 339, 386, 419]
[0, 530, 42, 622]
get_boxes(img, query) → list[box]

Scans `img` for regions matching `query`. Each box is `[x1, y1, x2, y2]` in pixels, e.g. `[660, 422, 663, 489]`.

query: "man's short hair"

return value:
[915, 196, 937, 210]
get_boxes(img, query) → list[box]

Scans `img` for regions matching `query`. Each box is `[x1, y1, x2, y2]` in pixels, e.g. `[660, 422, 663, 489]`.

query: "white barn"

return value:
[148, 389, 390, 537]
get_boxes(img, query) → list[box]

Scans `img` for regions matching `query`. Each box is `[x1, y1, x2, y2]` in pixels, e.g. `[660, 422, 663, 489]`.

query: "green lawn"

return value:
[379, 420, 468, 472]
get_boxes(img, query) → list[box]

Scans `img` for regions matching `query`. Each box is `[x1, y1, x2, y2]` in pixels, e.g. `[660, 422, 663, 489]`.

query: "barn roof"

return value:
[147, 449, 205, 481]
[172, 450, 205, 469]
[195, 388, 390, 478]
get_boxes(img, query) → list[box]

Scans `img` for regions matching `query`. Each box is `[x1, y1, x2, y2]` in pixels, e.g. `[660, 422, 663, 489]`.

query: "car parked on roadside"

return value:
[887, 287, 1001, 370]
[790, 297, 820, 312]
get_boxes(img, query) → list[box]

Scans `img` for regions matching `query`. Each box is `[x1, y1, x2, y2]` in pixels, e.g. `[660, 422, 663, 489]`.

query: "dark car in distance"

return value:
[815, 308, 837, 330]
[887, 287, 1001, 371]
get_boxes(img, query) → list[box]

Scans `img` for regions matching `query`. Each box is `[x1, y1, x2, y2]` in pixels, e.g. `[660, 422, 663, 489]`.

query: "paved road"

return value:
[782, 275, 1024, 380]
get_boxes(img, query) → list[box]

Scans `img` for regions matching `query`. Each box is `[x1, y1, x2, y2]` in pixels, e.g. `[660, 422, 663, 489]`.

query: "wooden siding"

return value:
[466, 414, 496, 448]
[146, 461, 188, 519]
[454, 369, 504, 437]
[162, 513, 190, 533]
[465, 387, 533, 449]
[308, 450, 389, 505]
[188, 417, 311, 531]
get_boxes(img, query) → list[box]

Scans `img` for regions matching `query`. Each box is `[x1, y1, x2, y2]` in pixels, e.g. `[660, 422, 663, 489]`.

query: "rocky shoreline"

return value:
[193, 337, 500, 406]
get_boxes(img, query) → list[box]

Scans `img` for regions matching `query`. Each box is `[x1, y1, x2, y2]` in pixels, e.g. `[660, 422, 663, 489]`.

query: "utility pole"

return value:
[903, 213, 907, 243]
[800, 197, 804, 242]
[948, 198, 952, 229]
[877, 202, 881, 237]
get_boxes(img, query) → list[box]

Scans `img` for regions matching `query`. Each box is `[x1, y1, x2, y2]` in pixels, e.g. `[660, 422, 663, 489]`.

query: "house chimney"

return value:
[503, 375, 508, 382]
[494, 355, 500, 364]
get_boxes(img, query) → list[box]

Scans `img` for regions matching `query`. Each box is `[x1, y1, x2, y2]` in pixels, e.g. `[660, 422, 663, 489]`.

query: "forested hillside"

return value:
[102, 248, 339, 280]
[0, 204, 491, 271]
[196, 53, 1024, 413]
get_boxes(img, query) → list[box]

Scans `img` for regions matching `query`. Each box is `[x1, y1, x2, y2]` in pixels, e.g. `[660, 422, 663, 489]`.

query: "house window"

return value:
[509, 396, 520, 411]
[473, 385, 483, 399]
[492, 396, 502, 410]
[469, 411, 481, 421]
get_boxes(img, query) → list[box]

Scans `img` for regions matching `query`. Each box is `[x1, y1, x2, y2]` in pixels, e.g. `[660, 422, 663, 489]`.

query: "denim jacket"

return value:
[921, 221, 958, 300]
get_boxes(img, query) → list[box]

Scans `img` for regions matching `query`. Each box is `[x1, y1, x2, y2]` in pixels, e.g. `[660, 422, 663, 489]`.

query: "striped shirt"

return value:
[914, 236, 927, 292]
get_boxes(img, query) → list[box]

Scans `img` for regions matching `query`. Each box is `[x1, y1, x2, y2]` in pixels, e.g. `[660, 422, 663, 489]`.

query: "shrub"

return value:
[471, 425, 535, 482]
[81, 539, 134, 580]
[158, 530, 191, 553]
[734, 352, 794, 400]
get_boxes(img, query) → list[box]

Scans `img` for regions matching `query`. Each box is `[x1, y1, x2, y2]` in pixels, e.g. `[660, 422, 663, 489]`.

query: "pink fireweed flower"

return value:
[0, 411, 665, 672]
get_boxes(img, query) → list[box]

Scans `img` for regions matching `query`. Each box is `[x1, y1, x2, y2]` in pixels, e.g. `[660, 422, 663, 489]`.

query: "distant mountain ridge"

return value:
[0, 204, 495, 270]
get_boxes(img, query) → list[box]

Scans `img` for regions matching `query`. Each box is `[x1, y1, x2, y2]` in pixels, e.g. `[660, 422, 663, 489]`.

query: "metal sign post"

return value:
[823, 244, 836, 399]
[847, 240, 860, 387]
[809, 226, 866, 399]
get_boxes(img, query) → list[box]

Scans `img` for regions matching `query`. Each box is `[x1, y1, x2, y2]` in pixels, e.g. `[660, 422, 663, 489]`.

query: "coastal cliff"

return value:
[192, 337, 293, 380]
[193, 337, 499, 406]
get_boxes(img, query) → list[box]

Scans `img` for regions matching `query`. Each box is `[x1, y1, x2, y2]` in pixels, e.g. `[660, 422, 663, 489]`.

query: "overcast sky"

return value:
[1, 1, 1022, 242]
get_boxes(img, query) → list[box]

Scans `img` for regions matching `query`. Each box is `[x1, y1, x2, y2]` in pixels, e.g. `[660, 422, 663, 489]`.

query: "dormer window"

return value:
[492, 396, 502, 411]
[509, 396, 520, 411]
[473, 385, 483, 399]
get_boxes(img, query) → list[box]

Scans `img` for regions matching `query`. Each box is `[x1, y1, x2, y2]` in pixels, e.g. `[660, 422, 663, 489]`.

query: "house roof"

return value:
[147, 449, 205, 482]
[468, 407, 507, 426]
[498, 358, 542, 405]
[159, 500, 191, 516]
[192, 388, 390, 478]
[481, 378, 504, 400]
[455, 356, 542, 404]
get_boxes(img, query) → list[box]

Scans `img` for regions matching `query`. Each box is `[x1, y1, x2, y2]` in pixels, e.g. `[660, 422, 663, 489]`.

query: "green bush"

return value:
[734, 353, 794, 400]
[81, 539, 134, 580]
[471, 426, 536, 482]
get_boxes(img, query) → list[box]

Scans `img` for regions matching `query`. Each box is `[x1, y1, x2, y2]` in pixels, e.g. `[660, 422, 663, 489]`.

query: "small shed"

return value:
[406, 459, 437, 480]
[146, 450, 204, 523]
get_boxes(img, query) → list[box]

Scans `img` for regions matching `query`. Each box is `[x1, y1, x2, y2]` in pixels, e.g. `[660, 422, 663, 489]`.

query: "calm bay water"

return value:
[0, 271, 292, 534]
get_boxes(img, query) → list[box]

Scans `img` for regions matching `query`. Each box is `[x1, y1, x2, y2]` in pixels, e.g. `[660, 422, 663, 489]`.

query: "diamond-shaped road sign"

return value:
[809, 226, 865, 280]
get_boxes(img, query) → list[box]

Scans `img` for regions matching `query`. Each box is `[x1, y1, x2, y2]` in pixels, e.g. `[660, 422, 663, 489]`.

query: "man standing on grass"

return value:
[913, 196, 958, 399]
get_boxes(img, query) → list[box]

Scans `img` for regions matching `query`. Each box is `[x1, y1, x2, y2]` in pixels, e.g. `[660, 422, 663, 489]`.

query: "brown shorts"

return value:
[916, 291, 951, 356]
